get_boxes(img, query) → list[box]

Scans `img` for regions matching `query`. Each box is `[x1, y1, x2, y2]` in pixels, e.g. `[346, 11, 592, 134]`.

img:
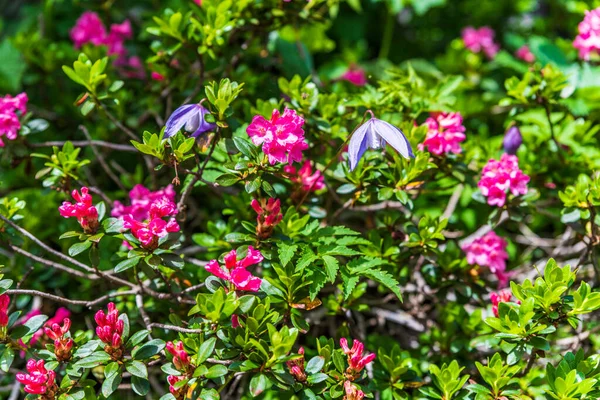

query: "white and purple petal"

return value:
[348, 122, 370, 171]
[164, 104, 200, 138]
[371, 119, 414, 159]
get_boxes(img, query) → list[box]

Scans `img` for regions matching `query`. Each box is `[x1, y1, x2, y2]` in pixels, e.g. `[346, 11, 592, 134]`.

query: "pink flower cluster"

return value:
[0, 92, 28, 147]
[0, 294, 8, 328]
[344, 380, 365, 400]
[462, 231, 510, 287]
[284, 160, 325, 192]
[286, 347, 307, 382]
[95, 303, 124, 356]
[205, 247, 263, 292]
[340, 338, 375, 378]
[58, 187, 99, 234]
[478, 154, 529, 207]
[70, 12, 143, 75]
[340, 66, 367, 86]
[112, 184, 175, 221]
[247, 108, 308, 164]
[490, 289, 514, 317]
[515, 45, 535, 63]
[16, 359, 57, 396]
[251, 198, 283, 239]
[574, 7, 600, 60]
[122, 199, 180, 250]
[44, 317, 73, 361]
[462, 26, 500, 59]
[166, 341, 191, 371]
[168, 375, 187, 398]
[419, 112, 466, 156]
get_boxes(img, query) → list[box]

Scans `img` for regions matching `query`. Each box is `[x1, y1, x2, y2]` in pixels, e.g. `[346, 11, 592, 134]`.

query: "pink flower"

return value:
[44, 317, 73, 361]
[419, 112, 466, 155]
[106, 20, 132, 60]
[95, 303, 124, 353]
[70, 12, 107, 48]
[286, 347, 306, 382]
[122, 199, 180, 250]
[284, 160, 324, 192]
[0, 294, 9, 327]
[344, 380, 365, 400]
[166, 341, 191, 371]
[120, 56, 146, 80]
[112, 184, 175, 221]
[340, 66, 367, 86]
[462, 231, 510, 287]
[205, 247, 263, 292]
[231, 315, 240, 328]
[16, 359, 57, 396]
[251, 198, 283, 239]
[27, 307, 71, 348]
[0, 92, 28, 147]
[462, 26, 500, 59]
[490, 289, 514, 317]
[151, 71, 165, 81]
[168, 375, 187, 397]
[193, 0, 202, 5]
[246, 108, 308, 165]
[574, 8, 600, 60]
[478, 154, 529, 207]
[58, 187, 99, 234]
[340, 338, 375, 376]
[515, 45, 535, 63]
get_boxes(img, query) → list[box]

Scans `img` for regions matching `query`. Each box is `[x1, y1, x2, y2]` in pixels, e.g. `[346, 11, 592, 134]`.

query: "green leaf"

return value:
[126, 360, 148, 378]
[360, 268, 403, 301]
[102, 371, 122, 398]
[74, 351, 112, 368]
[305, 356, 325, 375]
[197, 337, 216, 365]
[10, 315, 48, 340]
[132, 339, 166, 360]
[126, 330, 150, 349]
[278, 243, 298, 268]
[115, 256, 142, 273]
[0, 347, 14, 372]
[205, 364, 228, 379]
[322, 255, 339, 283]
[131, 376, 150, 396]
[249, 374, 271, 397]
[68, 241, 92, 257]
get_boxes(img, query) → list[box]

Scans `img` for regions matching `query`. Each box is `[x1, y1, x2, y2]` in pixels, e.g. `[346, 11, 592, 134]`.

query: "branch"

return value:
[6, 289, 137, 308]
[30, 140, 136, 152]
[149, 323, 204, 334]
[79, 125, 127, 192]
[8, 244, 95, 280]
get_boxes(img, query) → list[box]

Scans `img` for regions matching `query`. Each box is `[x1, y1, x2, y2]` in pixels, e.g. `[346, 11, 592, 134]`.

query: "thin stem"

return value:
[543, 101, 565, 163]
[148, 323, 204, 334]
[379, 6, 395, 60]
[6, 289, 137, 307]
[30, 140, 137, 152]
[79, 125, 127, 192]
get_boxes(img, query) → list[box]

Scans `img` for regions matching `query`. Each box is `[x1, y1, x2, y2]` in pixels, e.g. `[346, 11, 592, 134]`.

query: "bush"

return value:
[2, 0, 600, 399]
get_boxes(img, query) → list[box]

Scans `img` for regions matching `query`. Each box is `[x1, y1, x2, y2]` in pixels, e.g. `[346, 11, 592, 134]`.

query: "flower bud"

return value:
[503, 125, 522, 155]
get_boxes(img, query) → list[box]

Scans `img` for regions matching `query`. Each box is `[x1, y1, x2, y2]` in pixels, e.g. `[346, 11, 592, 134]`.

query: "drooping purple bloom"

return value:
[348, 116, 415, 171]
[164, 104, 216, 138]
[503, 125, 522, 155]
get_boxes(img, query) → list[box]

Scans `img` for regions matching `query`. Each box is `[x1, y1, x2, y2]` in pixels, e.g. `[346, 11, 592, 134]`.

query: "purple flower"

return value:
[348, 116, 414, 171]
[503, 125, 522, 155]
[164, 104, 216, 138]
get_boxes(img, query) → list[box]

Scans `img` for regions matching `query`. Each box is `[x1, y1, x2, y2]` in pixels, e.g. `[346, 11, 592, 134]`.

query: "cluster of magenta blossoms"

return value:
[573, 7, 600, 60]
[16, 359, 58, 398]
[515, 45, 535, 63]
[95, 303, 125, 359]
[70, 12, 143, 77]
[339, 65, 367, 86]
[246, 108, 308, 165]
[461, 26, 500, 59]
[340, 338, 376, 379]
[166, 341, 192, 398]
[58, 187, 99, 234]
[286, 347, 307, 382]
[205, 247, 263, 292]
[44, 318, 73, 362]
[122, 199, 180, 250]
[251, 198, 283, 240]
[490, 289, 516, 317]
[0, 92, 27, 147]
[0, 294, 8, 331]
[478, 154, 530, 207]
[112, 184, 175, 221]
[419, 112, 466, 156]
[284, 160, 324, 192]
[25, 307, 71, 349]
[462, 231, 510, 287]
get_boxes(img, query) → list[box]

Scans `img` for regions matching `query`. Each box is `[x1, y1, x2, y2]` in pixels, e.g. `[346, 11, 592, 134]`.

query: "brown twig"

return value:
[6, 289, 137, 307]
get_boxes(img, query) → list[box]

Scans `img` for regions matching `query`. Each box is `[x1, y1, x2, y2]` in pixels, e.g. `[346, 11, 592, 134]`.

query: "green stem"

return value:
[379, 6, 395, 60]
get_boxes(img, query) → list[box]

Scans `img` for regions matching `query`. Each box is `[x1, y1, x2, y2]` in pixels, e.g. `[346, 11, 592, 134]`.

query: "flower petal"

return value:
[164, 104, 200, 138]
[371, 119, 415, 159]
[347, 122, 370, 171]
